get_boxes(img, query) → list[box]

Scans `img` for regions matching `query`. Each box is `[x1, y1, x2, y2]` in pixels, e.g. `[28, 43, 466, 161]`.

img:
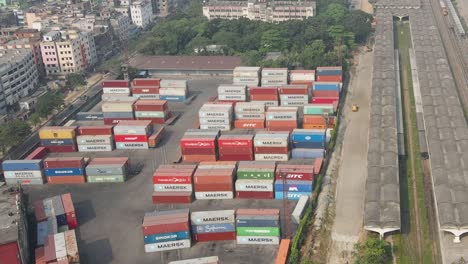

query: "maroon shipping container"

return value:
[218, 147, 253, 155]
[132, 87, 160, 94]
[142, 217, 190, 235]
[236, 191, 274, 199]
[194, 183, 233, 192]
[181, 148, 216, 155]
[254, 147, 289, 154]
[102, 80, 129, 88]
[275, 169, 314, 181]
[193, 232, 236, 242]
[289, 80, 313, 87]
[236, 209, 280, 216]
[133, 100, 167, 111]
[103, 118, 135, 125]
[314, 158, 323, 174]
[279, 86, 308, 95]
[316, 75, 342, 82]
[44, 235, 56, 263]
[132, 78, 161, 88]
[152, 192, 193, 204]
[183, 155, 217, 162]
[218, 154, 254, 161]
[152, 175, 192, 184]
[44, 145, 77, 153]
[61, 193, 78, 229]
[194, 176, 233, 185]
[25, 146, 48, 160]
[35, 247, 45, 264]
[34, 200, 47, 222]
[89, 157, 129, 165]
[136, 117, 166, 124]
[249, 87, 278, 95]
[78, 126, 113, 135]
[44, 157, 84, 169]
[311, 97, 339, 104]
[47, 176, 86, 184]
[312, 90, 339, 98]
[250, 94, 279, 101]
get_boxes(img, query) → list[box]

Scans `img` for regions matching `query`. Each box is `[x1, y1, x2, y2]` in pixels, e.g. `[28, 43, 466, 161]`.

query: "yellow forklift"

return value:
[352, 104, 359, 112]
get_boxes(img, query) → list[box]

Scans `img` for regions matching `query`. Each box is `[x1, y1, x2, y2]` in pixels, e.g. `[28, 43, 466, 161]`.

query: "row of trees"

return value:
[136, 0, 372, 69]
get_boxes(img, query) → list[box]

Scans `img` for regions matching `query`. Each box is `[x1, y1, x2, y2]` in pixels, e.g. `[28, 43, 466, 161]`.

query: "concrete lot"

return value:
[328, 48, 373, 263]
[455, 0, 468, 25]
[23, 79, 297, 264]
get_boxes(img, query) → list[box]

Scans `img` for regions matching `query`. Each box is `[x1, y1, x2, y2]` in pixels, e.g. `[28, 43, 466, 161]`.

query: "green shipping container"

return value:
[303, 105, 334, 115]
[237, 170, 275, 179]
[236, 227, 280, 237]
[87, 175, 126, 183]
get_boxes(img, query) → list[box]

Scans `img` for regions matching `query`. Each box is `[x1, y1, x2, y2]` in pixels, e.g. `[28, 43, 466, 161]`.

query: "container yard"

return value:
[15, 68, 343, 264]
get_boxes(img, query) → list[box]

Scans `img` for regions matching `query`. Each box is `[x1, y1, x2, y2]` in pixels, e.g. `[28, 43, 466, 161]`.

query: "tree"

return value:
[344, 11, 373, 43]
[67, 73, 86, 88]
[241, 50, 264, 66]
[29, 113, 42, 127]
[260, 29, 288, 53]
[301, 40, 326, 69]
[0, 120, 31, 153]
[36, 93, 64, 118]
[353, 235, 393, 264]
[321, 3, 347, 24]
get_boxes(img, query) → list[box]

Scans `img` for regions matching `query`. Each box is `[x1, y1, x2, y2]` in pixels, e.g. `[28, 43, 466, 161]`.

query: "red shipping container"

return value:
[194, 177, 233, 185]
[133, 100, 167, 111]
[254, 146, 289, 154]
[25, 146, 48, 160]
[132, 78, 161, 87]
[0, 242, 21, 264]
[89, 157, 129, 165]
[218, 154, 254, 161]
[44, 145, 77, 153]
[35, 247, 46, 264]
[303, 115, 327, 125]
[114, 134, 149, 142]
[142, 217, 190, 235]
[193, 232, 236, 242]
[249, 87, 278, 95]
[44, 157, 84, 169]
[181, 147, 216, 155]
[218, 147, 252, 155]
[183, 155, 217, 162]
[61, 193, 78, 229]
[218, 138, 252, 148]
[289, 81, 313, 87]
[132, 87, 160, 94]
[311, 97, 339, 104]
[78, 126, 113, 135]
[152, 193, 192, 204]
[275, 170, 314, 181]
[236, 191, 274, 199]
[103, 118, 135, 125]
[312, 90, 339, 98]
[316, 75, 342, 82]
[47, 176, 86, 184]
[314, 158, 323, 174]
[279, 86, 308, 94]
[250, 94, 279, 101]
[136, 117, 166, 124]
[234, 119, 265, 129]
[153, 175, 192, 184]
[34, 200, 47, 222]
[180, 138, 216, 149]
[102, 80, 129, 88]
[45, 235, 56, 263]
[194, 183, 232, 192]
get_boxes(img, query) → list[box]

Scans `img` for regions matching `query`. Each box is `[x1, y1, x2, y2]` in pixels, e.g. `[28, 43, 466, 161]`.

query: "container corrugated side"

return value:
[144, 239, 191, 253]
[195, 191, 233, 200]
[190, 210, 235, 225]
[236, 236, 280, 245]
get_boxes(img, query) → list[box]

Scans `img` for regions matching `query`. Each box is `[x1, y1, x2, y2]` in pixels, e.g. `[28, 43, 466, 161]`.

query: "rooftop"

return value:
[0, 183, 21, 244]
[0, 49, 31, 66]
[129, 55, 242, 71]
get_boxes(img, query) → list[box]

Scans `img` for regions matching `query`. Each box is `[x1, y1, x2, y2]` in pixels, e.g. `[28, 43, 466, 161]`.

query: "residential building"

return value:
[130, 0, 153, 28]
[110, 13, 131, 42]
[152, 0, 188, 17]
[1, 37, 45, 78]
[202, 0, 316, 22]
[0, 48, 39, 111]
[0, 184, 30, 264]
[115, 6, 130, 17]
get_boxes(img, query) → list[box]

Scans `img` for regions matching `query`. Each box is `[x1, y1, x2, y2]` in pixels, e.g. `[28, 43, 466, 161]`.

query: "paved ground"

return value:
[23, 79, 297, 264]
[327, 48, 373, 263]
[455, 0, 468, 25]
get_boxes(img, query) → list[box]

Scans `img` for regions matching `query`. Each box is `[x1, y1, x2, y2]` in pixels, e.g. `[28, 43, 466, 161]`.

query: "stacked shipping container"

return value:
[291, 129, 326, 159]
[236, 209, 280, 245]
[279, 85, 309, 106]
[101, 100, 136, 125]
[159, 79, 188, 102]
[142, 209, 191, 253]
[194, 162, 235, 200]
[218, 134, 254, 161]
[76, 126, 114, 152]
[2, 160, 44, 185]
[254, 131, 290, 161]
[131, 78, 160, 99]
[233, 67, 261, 86]
[180, 129, 219, 162]
[316, 66, 343, 82]
[235, 161, 275, 199]
[168, 256, 219, 264]
[42, 230, 79, 264]
[102, 80, 131, 96]
[191, 210, 236, 242]
[133, 100, 170, 124]
[266, 107, 298, 132]
[217, 84, 247, 102]
[234, 102, 266, 129]
[249, 86, 279, 107]
[261, 68, 288, 86]
[289, 70, 315, 83]
[85, 157, 129, 183]
[113, 120, 153, 149]
[275, 163, 315, 200]
[44, 157, 86, 184]
[39, 127, 77, 152]
[152, 164, 197, 204]
[199, 103, 233, 131]
[25, 146, 48, 160]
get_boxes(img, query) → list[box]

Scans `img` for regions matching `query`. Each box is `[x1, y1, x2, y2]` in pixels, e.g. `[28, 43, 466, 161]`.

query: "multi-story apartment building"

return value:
[202, 0, 316, 22]
[110, 13, 131, 42]
[130, 0, 153, 28]
[1, 37, 45, 78]
[0, 48, 39, 113]
[40, 30, 97, 75]
[152, 0, 188, 17]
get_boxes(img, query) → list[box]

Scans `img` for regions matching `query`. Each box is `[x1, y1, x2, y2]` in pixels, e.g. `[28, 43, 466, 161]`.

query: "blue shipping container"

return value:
[192, 223, 236, 234]
[236, 219, 279, 227]
[41, 139, 76, 146]
[317, 70, 342, 76]
[2, 160, 42, 171]
[292, 141, 325, 149]
[291, 148, 324, 159]
[291, 132, 326, 143]
[143, 231, 190, 244]
[275, 192, 311, 200]
[275, 180, 314, 192]
[313, 83, 340, 91]
[159, 95, 187, 102]
[44, 168, 84, 177]
[37, 221, 48, 246]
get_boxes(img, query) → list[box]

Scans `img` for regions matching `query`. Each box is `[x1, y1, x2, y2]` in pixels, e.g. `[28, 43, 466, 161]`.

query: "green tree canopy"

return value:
[36, 93, 64, 118]
[0, 120, 31, 153]
[67, 73, 86, 88]
[353, 236, 393, 264]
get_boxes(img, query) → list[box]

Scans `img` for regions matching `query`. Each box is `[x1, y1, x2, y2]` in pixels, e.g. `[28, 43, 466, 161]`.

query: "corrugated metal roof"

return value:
[129, 55, 242, 71]
[0, 183, 21, 245]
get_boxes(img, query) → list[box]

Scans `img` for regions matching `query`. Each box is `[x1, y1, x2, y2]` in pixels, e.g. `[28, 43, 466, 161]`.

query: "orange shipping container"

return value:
[182, 155, 217, 162]
[303, 124, 327, 129]
[275, 239, 291, 264]
[234, 119, 265, 129]
[47, 176, 86, 184]
[289, 81, 313, 87]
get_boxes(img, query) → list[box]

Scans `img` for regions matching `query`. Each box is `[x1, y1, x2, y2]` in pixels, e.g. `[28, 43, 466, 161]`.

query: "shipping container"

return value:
[154, 184, 193, 192]
[78, 126, 113, 135]
[40, 139, 75, 146]
[255, 153, 289, 161]
[236, 217, 279, 227]
[160, 80, 188, 89]
[4, 170, 43, 179]
[234, 119, 265, 129]
[168, 256, 219, 264]
[274, 192, 310, 200]
[64, 230, 79, 263]
[4, 177, 44, 185]
[2, 159, 42, 171]
[132, 87, 160, 94]
[152, 192, 193, 204]
[132, 78, 161, 87]
[24, 147, 48, 160]
[289, 70, 315, 81]
[313, 82, 341, 91]
[236, 191, 274, 199]
[274, 180, 313, 192]
[159, 95, 187, 102]
[303, 104, 334, 115]
[192, 223, 235, 234]
[236, 227, 280, 237]
[194, 191, 233, 200]
[47, 176, 86, 184]
[76, 135, 113, 145]
[236, 236, 280, 245]
[133, 100, 168, 111]
[193, 232, 236, 242]
[86, 175, 125, 183]
[275, 239, 291, 264]
[235, 179, 274, 192]
[78, 145, 113, 152]
[190, 210, 235, 225]
[292, 195, 309, 224]
[142, 219, 190, 236]
[144, 231, 190, 244]
[102, 87, 131, 94]
[39, 127, 76, 139]
[61, 193, 77, 229]
[43, 157, 84, 169]
[291, 148, 324, 159]
[144, 239, 191, 253]
[102, 80, 129, 88]
[44, 168, 84, 177]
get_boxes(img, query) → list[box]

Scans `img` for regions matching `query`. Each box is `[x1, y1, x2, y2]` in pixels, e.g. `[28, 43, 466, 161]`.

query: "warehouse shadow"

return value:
[74, 199, 96, 225]
[81, 238, 113, 264]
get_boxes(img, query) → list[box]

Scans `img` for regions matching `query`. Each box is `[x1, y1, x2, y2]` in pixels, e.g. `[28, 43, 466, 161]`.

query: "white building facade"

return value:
[130, 0, 153, 28]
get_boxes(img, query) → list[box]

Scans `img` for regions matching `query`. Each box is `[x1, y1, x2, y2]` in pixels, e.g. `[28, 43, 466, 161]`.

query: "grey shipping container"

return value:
[4, 177, 44, 185]
[115, 142, 149, 149]
[37, 221, 48, 246]
[86, 164, 126, 176]
[145, 208, 190, 217]
[78, 145, 114, 152]
[292, 195, 309, 224]
[75, 112, 104, 121]
[102, 112, 135, 119]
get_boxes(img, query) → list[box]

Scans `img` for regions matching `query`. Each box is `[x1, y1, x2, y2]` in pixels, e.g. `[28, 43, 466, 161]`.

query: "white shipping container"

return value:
[153, 184, 193, 192]
[102, 102, 134, 112]
[235, 102, 265, 113]
[78, 144, 114, 152]
[144, 239, 191, 253]
[168, 256, 219, 264]
[191, 210, 235, 225]
[160, 80, 188, 89]
[218, 94, 246, 101]
[77, 135, 113, 145]
[233, 77, 259, 83]
[5, 177, 44, 185]
[199, 124, 231, 131]
[261, 78, 288, 85]
[43, 199, 53, 217]
[250, 100, 279, 107]
[159, 87, 187, 96]
[199, 118, 231, 125]
[290, 72, 315, 81]
[133, 94, 160, 99]
[115, 142, 149, 149]
[254, 138, 289, 147]
[236, 236, 280, 245]
[255, 153, 289, 161]
[235, 179, 274, 192]
[134, 111, 166, 118]
[266, 112, 297, 120]
[217, 85, 246, 94]
[199, 110, 232, 119]
[236, 113, 265, 120]
[195, 191, 233, 200]
[281, 100, 309, 106]
[262, 68, 288, 77]
[113, 127, 148, 135]
[54, 233, 67, 259]
[102, 87, 131, 94]
[4, 170, 43, 179]
[101, 95, 137, 102]
[280, 94, 309, 101]
[233, 67, 261, 77]
[292, 195, 309, 224]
